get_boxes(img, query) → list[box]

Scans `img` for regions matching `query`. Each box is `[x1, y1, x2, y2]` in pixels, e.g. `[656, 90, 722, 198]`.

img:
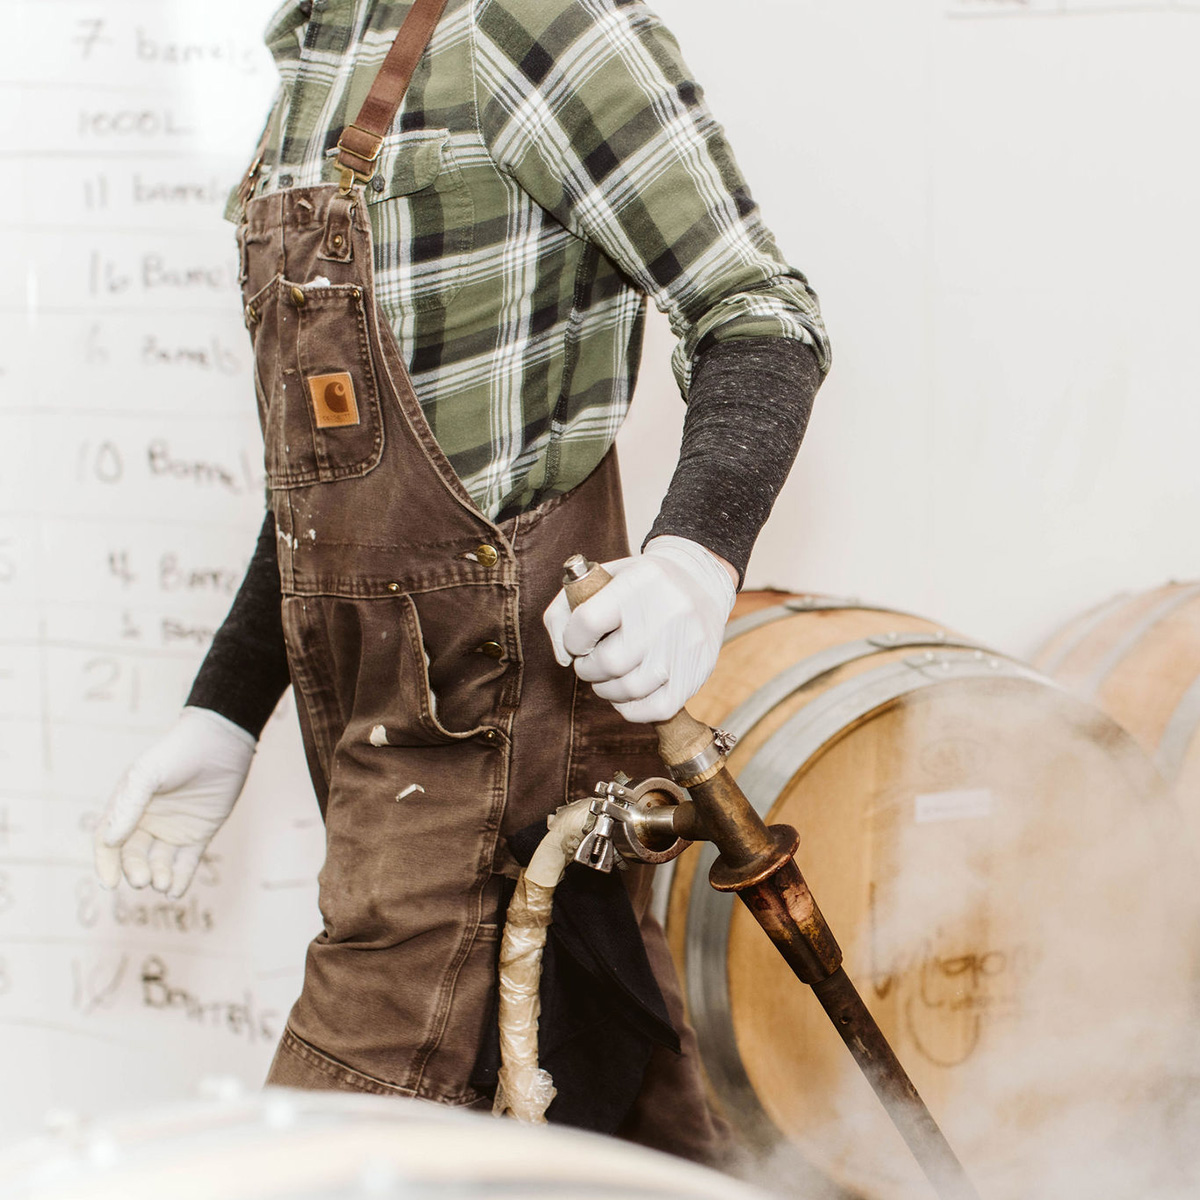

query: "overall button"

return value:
[290, 285, 307, 307]
[475, 544, 499, 569]
[477, 641, 504, 660]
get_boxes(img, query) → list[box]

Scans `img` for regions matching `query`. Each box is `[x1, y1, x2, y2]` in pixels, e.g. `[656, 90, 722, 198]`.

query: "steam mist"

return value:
[711, 677, 1200, 1200]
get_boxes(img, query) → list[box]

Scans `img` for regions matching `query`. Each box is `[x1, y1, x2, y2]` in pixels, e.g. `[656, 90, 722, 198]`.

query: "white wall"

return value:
[3, 0, 1198, 1142]
[620, 0, 1200, 657]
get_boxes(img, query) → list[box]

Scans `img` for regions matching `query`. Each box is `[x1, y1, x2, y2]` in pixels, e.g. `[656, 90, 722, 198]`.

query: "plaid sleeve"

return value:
[472, 0, 830, 395]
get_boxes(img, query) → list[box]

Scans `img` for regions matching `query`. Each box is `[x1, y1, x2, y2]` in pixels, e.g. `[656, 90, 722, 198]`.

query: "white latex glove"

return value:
[93, 706, 257, 899]
[542, 535, 736, 725]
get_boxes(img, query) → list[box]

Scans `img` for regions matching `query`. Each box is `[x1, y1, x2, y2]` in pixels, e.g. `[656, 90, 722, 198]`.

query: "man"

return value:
[94, 0, 829, 1165]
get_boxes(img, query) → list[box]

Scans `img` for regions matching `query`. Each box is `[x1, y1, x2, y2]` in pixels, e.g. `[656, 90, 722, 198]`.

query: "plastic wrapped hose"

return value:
[493, 797, 592, 1123]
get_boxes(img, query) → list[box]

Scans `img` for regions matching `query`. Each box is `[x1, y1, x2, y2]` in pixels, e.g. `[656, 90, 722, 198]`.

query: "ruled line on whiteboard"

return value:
[0, 224, 229, 237]
[38, 617, 51, 775]
[0, 857, 93, 869]
[0, 789, 91, 802]
[949, 2, 1200, 16]
[8, 0, 170, 5]
[0, 309, 236, 324]
[0, 788, 112, 802]
[0, 80, 188, 95]
[0, 1018, 134, 1047]
[0, 407, 252, 422]
[1, 717, 211, 737]
[0, 305, 236, 318]
[0, 150, 198, 160]
[0, 636, 209, 660]
[0, 509, 258, 532]
[0, 935, 242, 961]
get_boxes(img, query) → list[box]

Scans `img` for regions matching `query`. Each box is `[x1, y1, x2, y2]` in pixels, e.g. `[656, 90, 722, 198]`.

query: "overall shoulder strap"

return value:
[335, 0, 451, 192]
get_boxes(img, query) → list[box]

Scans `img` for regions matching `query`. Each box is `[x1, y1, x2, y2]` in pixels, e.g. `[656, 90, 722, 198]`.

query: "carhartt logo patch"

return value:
[307, 372, 360, 428]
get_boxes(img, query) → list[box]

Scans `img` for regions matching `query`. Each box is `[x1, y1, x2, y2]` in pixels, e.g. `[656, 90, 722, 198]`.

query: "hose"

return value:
[492, 797, 593, 1123]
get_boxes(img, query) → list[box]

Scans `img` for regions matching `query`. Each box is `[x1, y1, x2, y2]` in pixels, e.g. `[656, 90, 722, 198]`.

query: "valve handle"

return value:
[560, 555, 715, 771]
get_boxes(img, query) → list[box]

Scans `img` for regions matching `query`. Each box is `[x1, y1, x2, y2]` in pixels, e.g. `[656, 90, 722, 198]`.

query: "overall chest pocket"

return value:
[247, 276, 384, 489]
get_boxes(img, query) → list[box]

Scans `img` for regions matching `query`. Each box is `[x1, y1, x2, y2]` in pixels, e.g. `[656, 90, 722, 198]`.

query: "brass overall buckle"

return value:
[336, 123, 383, 194]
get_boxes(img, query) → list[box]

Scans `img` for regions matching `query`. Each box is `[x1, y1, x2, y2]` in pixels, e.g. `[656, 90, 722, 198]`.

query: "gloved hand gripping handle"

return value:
[562, 554, 980, 1200]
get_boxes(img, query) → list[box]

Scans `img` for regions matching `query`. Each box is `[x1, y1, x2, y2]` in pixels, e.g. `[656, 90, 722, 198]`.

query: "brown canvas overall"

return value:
[236, 0, 725, 1165]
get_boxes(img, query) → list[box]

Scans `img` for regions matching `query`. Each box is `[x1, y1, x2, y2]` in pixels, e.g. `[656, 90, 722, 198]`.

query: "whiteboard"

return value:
[3, 0, 1200, 1142]
[2, 0, 307, 1134]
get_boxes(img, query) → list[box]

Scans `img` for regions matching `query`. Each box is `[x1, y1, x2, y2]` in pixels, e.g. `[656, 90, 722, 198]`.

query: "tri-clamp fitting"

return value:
[571, 774, 691, 873]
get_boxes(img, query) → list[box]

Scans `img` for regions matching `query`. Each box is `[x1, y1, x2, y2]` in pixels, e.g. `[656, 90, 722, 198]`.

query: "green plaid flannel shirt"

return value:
[236, 0, 830, 518]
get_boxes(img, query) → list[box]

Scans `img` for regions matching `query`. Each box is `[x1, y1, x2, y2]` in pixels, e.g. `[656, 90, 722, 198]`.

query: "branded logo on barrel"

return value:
[307, 372, 360, 428]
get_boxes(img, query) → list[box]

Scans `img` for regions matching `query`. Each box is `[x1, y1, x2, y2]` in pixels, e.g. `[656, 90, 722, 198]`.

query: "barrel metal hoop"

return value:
[722, 598, 916, 645]
[1156, 672, 1200, 780]
[1033, 589, 1134, 676]
[720, 633, 989, 747]
[681, 651, 1041, 1151]
[1079, 583, 1200, 700]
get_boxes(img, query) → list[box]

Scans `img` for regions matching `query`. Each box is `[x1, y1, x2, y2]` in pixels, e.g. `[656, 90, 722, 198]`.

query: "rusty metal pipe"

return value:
[811, 968, 979, 1200]
[562, 555, 980, 1200]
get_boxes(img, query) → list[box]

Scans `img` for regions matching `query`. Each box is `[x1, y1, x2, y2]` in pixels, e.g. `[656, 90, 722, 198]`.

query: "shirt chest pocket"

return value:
[365, 130, 475, 313]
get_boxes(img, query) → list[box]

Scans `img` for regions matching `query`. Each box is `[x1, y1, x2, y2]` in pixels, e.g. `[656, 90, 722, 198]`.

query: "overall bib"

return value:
[235, 1, 724, 1164]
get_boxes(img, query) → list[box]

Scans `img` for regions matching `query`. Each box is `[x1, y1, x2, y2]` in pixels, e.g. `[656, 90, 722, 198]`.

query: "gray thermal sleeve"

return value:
[185, 510, 291, 738]
[645, 336, 824, 584]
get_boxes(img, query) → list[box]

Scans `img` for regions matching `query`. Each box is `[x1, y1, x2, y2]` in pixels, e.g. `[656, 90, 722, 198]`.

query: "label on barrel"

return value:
[913, 787, 994, 823]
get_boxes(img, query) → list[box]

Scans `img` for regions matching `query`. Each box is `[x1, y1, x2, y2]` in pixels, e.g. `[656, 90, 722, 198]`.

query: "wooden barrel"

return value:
[1034, 581, 1200, 845]
[663, 594, 1192, 1200]
[0, 1090, 776, 1200]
